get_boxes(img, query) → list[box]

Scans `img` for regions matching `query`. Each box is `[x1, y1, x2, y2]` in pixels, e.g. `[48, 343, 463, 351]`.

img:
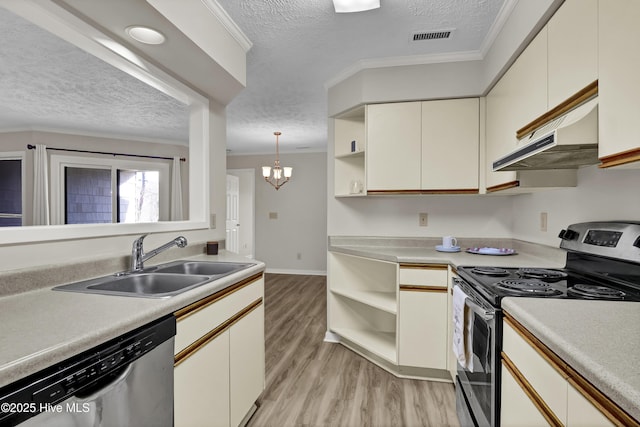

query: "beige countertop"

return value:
[328, 236, 566, 268]
[0, 251, 265, 389]
[502, 298, 640, 422]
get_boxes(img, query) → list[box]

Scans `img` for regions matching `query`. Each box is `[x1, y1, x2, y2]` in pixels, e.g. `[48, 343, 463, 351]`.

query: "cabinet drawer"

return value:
[503, 317, 568, 424]
[174, 275, 264, 354]
[399, 265, 448, 287]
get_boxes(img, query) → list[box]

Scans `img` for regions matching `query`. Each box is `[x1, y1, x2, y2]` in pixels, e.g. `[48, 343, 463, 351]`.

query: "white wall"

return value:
[511, 165, 640, 246]
[227, 153, 327, 274]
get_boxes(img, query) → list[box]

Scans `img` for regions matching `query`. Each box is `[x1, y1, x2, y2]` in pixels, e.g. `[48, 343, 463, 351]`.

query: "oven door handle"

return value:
[465, 298, 494, 323]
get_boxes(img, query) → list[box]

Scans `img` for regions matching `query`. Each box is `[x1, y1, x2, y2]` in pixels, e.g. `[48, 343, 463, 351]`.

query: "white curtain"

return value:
[33, 144, 50, 225]
[171, 156, 184, 221]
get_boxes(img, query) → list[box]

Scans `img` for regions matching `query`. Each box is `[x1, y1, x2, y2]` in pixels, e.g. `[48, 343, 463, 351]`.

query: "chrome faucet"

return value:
[130, 234, 188, 272]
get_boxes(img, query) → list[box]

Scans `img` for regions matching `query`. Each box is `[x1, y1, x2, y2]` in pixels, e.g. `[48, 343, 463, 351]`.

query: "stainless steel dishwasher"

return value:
[0, 315, 175, 427]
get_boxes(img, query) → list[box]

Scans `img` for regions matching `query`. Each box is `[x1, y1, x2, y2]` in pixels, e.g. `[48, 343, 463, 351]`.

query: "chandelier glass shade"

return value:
[262, 132, 292, 190]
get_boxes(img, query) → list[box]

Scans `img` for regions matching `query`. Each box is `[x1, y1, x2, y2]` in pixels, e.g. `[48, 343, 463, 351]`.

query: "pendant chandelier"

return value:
[262, 131, 292, 190]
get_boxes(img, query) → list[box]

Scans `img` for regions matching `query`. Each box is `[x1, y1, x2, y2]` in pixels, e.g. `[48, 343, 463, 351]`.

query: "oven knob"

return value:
[634, 236, 640, 248]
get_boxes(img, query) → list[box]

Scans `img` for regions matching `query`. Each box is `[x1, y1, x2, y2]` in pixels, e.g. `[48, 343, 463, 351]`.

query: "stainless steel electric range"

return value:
[453, 221, 640, 427]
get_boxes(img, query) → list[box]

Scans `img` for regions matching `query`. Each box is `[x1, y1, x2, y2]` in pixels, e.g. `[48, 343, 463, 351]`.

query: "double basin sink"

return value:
[54, 260, 255, 298]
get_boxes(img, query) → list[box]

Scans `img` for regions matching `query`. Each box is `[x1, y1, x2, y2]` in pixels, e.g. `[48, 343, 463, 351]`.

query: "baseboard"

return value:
[323, 331, 342, 343]
[265, 268, 327, 276]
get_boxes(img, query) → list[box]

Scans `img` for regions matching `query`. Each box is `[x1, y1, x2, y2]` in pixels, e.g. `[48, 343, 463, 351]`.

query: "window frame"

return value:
[50, 154, 170, 225]
[0, 152, 26, 226]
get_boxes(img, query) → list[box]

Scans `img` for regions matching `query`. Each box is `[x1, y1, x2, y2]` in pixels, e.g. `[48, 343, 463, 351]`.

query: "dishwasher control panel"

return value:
[0, 315, 175, 425]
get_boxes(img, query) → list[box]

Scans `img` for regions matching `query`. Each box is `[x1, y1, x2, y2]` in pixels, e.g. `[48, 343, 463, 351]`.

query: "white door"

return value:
[226, 174, 240, 253]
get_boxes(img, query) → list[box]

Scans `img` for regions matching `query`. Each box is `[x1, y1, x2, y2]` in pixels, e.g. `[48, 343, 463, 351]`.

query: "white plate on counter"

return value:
[435, 245, 461, 253]
[466, 247, 517, 256]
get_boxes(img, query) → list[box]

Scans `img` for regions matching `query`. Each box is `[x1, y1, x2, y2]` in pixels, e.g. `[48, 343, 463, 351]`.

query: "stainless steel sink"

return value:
[53, 260, 255, 298]
[150, 260, 255, 276]
[87, 273, 212, 296]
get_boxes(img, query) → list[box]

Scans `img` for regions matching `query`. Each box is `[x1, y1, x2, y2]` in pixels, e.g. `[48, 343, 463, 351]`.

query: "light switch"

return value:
[269, 212, 278, 220]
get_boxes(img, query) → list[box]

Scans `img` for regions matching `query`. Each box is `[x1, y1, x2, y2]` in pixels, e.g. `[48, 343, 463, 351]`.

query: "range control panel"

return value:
[559, 221, 640, 262]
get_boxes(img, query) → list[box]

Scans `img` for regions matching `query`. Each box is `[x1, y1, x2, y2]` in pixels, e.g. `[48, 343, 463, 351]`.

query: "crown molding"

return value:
[479, 0, 519, 57]
[200, 0, 253, 52]
[324, 50, 483, 90]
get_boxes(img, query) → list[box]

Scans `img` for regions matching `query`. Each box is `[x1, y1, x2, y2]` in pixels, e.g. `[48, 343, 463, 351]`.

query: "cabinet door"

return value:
[500, 364, 551, 427]
[598, 1, 640, 164]
[230, 304, 265, 427]
[398, 289, 448, 369]
[485, 29, 548, 190]
[366, 102, 422, 191]
[547, 0, 598, 108]
[567, 383, 615, 427]
[175, 331, 231, 427]
[421, 98, 479, 191]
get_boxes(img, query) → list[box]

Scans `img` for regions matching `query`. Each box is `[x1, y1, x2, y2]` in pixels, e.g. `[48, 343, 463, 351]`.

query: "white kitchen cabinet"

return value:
[334, 106, 367, 196]
[328, 252, 398, 363]
[398, 265, 448, 370]
[230, 304, 265, 427]
[547, 0, 598, 109]
[567, 382, 615, 427]
[503, 313, 638, 427]
[486, 29, 548, 191]
[500, 363, 551, 427]
[502, 316, 568, 424]
[175, 330, 231, 427]
[174, 273, 265, 427]
[328, 252, 452, 381]
[421, 98, 479, 192]
[366, 102, 422, 191]
[598, 1, 640, 168]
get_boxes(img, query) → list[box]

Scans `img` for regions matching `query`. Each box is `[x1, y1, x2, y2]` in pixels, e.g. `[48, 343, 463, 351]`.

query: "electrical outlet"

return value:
[269, 212, 278, 220]
[210, 213, 216, 229]
[419, 213, 428, 227]
[540, 212, 548, 232]
[297, 252, 302, 260]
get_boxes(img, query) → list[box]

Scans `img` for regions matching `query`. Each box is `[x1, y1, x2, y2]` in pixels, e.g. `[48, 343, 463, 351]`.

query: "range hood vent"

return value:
[493, 97, 599, 172]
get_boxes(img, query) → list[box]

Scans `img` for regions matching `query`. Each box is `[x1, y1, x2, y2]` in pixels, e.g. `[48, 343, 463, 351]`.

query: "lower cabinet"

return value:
[175, 330, 231, 427]
[174, 273, 265, 427]
[398, 265, 448, 370]
[328, 251, 451, 380]
[502, 313, 632, 427]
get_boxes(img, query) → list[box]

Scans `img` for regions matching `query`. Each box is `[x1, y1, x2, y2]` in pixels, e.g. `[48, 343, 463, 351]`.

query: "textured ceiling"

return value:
[0, 6, 189, 144]
[217, 0, 506, 154]
[0, 0, 508, 152]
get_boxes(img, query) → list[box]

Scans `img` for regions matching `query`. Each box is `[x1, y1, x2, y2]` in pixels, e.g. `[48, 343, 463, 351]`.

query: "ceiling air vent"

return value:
[411, 29, 454, 42]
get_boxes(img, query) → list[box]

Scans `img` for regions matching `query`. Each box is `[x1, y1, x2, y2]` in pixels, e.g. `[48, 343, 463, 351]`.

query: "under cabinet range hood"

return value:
[493, 98, 599, 171]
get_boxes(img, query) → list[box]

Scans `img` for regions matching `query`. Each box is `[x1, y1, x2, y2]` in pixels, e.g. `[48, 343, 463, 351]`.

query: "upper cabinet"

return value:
[485, 0, 599, 193]
[366, 102, 423, 192]
[421, 98, 479, 193]
[547, 0, 598, 109]
[598, 1, 640, 168]
[485, 29, 550, 192]
[335, 99, 479, 196]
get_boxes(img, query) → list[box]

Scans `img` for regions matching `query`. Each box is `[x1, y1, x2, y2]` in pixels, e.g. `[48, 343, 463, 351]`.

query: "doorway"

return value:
[226, 169, 255, 258]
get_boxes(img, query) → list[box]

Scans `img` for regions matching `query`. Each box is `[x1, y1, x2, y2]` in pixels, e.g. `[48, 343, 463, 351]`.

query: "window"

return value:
[0, 154, 24, 227]
[51, 155, 169, 225]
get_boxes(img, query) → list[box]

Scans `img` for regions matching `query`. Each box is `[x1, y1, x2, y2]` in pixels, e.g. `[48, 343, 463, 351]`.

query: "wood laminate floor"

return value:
[248, 273, 460, 427]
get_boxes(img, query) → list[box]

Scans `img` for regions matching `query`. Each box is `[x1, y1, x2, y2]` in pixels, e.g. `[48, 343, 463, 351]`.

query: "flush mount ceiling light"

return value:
[125, 26, 166, 45]
[262, 132, 292, 190]
[333, 0, 380, 13]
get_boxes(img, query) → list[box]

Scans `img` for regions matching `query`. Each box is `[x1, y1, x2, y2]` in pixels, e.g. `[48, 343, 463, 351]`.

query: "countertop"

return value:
[503, 298, 640, 422]
[0, 251, 265, 389]
[329, 236, 566, 268]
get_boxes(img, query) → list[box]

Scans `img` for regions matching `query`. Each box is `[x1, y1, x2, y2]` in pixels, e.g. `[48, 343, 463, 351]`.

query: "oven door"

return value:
[453, 278, 498, 427]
